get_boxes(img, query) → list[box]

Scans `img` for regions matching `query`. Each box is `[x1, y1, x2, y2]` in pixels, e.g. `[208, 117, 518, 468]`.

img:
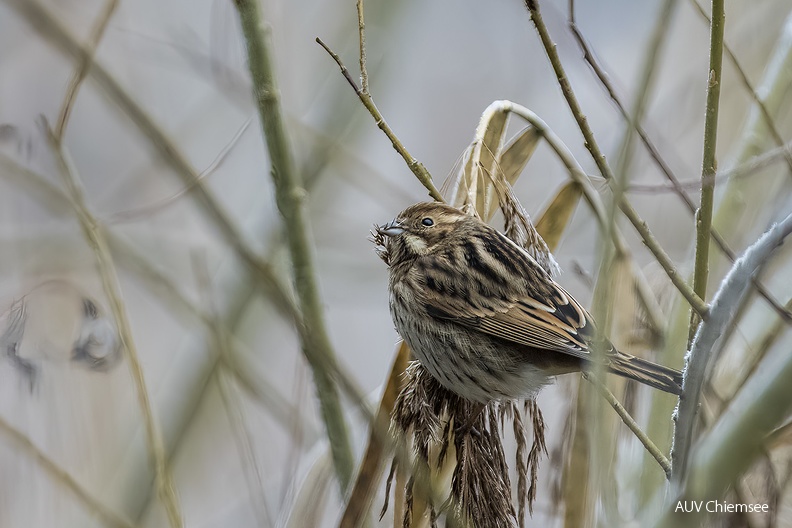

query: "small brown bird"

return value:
[375, 202, 682, 403]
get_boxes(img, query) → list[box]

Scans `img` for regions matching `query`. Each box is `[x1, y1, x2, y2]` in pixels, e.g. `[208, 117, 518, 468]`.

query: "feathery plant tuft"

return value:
[384, 362, 546, 528]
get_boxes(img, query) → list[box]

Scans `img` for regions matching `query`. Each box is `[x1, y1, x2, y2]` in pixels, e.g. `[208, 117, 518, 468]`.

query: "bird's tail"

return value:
[608, 352, 683, 395]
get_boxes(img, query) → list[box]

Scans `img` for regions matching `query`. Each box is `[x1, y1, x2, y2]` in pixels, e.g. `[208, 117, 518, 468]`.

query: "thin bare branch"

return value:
[524, 0, 709, 319]
[315, 37, 444, 202]
[194, 255, 274, 528]
[45, 124, 183, 528]
[504, 102, 668, 335]
[54, 0, 118, 139]
[0, 416, 135, 528]
[5, 0, 301, 325]
[568, 17, 792, 326]
[689, 0, 792, 174]
[107, 117, 253, 224]
[585, 375, 671, 478]
[627, 141, 792, 193]
[610, 0, 678, 199]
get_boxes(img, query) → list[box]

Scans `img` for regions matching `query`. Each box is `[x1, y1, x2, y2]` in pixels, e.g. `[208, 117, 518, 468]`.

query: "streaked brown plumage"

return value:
[375, 202, 682, 403]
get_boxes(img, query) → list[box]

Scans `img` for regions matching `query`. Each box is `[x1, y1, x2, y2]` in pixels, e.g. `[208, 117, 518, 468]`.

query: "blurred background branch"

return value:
[234, 0, 354, 493]
[0, 415, 135, 528]
[45, 122, 184, 527]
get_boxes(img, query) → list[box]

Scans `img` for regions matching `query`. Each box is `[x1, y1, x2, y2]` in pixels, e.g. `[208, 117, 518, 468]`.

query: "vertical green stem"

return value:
[233, 0, 354, 492]
[690, 0, 725, 343]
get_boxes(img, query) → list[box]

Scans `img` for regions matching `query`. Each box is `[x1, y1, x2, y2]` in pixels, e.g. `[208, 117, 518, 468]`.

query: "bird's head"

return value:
[375, 202, 474, 265]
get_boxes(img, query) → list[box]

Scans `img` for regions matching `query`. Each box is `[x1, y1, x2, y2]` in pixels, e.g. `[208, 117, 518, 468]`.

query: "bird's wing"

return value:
[417, 247, 598, 360]
[425, 283, 595, 359]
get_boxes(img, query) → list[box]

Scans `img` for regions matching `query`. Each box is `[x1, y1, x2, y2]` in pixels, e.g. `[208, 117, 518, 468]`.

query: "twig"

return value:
[107, 116, 253, 224]
[583, 0, 676, 366]
[671, 212, 792, 486]
[569, 6, 689, 207]
[5, 0, 301, 326]
[356, 0, 369, 94]
[0, 151, 309, 434]
[627, 141, 792, 193]
[690, 0, 725, 343]
[568, 3, 792, 325]
[234, 0, 354, 492]
[524, 0, 709, 320]
[610, 0, 678, 196]
[54, 0, 118, 139]
[568, 8, 625, 117]
[689, 0, 792, 174]
[0, 416, 135, 528]
[194, 255, 274, 528]
[585, 2, 678, 511]
[724, 296, 792, 405]
[599, 0, 677, 351]
[711, 14, 792, 252]
[44, 124, 183, 528]
[568, 1, 695, 342]
[315, 37, 444, 202]
[504, 102, 668, 335]
[584, 375, 671, 478]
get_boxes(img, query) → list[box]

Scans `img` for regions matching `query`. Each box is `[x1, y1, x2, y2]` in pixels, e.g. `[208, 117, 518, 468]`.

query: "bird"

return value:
[0, 280, 122, 389]
[374, 201, 682, 404]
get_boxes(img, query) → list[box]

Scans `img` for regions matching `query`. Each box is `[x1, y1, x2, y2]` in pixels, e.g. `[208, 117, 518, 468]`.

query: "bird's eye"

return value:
[421, 217, 434, 227]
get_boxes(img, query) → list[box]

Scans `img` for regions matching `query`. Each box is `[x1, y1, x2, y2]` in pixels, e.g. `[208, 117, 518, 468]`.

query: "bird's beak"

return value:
[377, 218, 405, 236]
